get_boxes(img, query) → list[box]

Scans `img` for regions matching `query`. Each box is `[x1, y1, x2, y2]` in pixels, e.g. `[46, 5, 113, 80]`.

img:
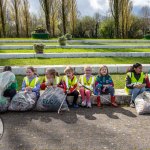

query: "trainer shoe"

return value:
[81, 100, 86, 107]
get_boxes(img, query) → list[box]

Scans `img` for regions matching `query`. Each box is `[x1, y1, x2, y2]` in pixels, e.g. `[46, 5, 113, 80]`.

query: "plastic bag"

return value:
[36, 87, 68, 112]
[0, 71, 16, 112]
[8, 91, 36, 111]
[135, 91, 150, 115]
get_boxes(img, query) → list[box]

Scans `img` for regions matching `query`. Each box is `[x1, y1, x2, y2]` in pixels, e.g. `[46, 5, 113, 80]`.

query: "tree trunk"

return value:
[62, 0, 66, 34]
[0, 0, 6, 37]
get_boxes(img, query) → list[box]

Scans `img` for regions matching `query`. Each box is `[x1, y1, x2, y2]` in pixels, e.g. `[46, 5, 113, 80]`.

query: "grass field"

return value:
[0, 57, 150, 66]
[1, 48, 150, 53]
[16, 74, 125, 90]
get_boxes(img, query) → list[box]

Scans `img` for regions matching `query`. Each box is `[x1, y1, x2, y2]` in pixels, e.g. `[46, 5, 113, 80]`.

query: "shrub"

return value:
[65, 33, 72, 40]
[144, 34, 150, 40]
[58, 36, 67, 46]
[33, 43, 45, 54]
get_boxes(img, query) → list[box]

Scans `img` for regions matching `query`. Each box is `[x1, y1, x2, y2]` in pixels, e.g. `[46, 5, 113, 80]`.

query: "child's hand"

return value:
[25, 87, 32, 91]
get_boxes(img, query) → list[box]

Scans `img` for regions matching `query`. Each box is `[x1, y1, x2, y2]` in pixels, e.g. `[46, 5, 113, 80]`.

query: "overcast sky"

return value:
[29, 0, 150, 17]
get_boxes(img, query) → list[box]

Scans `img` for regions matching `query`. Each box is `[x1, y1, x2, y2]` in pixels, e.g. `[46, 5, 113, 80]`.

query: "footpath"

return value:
[0, 107, 150, 150]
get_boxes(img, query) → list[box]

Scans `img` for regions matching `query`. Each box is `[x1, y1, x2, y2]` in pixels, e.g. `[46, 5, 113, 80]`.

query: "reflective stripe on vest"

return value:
[24, 76, 39, 88]
[125, 72, 145, 94]
[45, 76, 60, 85]
[81, 75, 95, 90]
[64, 76, 77, 89]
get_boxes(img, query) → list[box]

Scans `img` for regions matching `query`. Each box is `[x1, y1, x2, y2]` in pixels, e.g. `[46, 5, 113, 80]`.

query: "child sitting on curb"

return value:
[94, 65, 118, 107]
[79, 66, 95, 108]
[62, 66, 79, 108]
[22, 66, 40, 100]
[3, 66, 18, 100]
[125, 63, 146, 108]
[40, 68, 62, 90]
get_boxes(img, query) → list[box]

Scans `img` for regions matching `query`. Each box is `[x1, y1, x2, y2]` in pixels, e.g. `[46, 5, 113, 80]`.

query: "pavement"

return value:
[0, 106, 150, 150]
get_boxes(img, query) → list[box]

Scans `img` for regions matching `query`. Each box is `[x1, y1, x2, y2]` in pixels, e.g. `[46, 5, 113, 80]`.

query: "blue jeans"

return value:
[129, 87, 145, 103]
[94, 86, 115, 96]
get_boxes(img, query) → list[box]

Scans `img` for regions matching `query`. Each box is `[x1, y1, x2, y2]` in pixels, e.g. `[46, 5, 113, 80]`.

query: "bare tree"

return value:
[22, 0, 30, 37]
[10, 0, 21, 37]
[0, 0, 7, 37]
[40, 0, 51, 35]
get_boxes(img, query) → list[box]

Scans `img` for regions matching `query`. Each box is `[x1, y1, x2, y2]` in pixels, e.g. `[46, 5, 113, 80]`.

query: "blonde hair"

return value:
[99, 65, 109, 75]
[46, 68, 56, 77]
[64, 66, 74, 73]
[84, 65, 92, 72]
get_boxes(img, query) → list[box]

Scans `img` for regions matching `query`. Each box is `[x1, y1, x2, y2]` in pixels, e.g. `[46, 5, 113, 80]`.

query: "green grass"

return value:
[16, 74, 125, 90]
[0, 57, 150, 66]
[0, 48, 150, 53]
[1, 42, 150, 46]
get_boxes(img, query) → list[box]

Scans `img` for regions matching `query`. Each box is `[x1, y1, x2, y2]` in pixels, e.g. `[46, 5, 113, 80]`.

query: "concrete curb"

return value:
[0, 64, 150, 75]
[1, 45, 150, 50]
[0, 52, 150, 59]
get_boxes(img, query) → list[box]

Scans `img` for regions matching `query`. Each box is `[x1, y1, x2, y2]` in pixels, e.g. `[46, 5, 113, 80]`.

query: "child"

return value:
[40, 68, 62, 90]
[125, 63, 146, 108]
[94, 65, 118, 107]
[3, 66, 18, 100]
[62, 66, 79, 108]
[22, 66, 40, 100]
[79, 66, 95, 108]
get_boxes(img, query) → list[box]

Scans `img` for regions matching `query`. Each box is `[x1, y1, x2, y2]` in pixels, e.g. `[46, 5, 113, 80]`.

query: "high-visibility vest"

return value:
[125, 72, 145, 94]
[24, 76, 39, 88]
[80, 75, 95, 90]
[45, 76, 60, 85]
[63, 75, 77, 90]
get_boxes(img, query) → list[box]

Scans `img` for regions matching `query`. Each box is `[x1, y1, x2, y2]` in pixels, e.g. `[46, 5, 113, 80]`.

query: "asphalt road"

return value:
[0, 106, 150, 150]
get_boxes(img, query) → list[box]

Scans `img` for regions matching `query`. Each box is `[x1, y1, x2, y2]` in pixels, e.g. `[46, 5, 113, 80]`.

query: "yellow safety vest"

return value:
[80, 75, 95, 90]
[125, 72, 145, 94]
[63, 75, 77, 90]
[45, 76, 60, 85]
[24, 76, 39, 88]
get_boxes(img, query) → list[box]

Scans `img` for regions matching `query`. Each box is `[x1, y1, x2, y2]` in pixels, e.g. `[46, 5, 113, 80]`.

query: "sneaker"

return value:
[81, 100, 86, 107]
[87, 102, 92, 108]
[73, 104, 79, 108]
[130, 103, 135, 108]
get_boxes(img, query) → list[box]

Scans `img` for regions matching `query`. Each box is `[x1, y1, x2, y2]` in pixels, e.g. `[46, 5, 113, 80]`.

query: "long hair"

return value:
[126, 63, 142, 73]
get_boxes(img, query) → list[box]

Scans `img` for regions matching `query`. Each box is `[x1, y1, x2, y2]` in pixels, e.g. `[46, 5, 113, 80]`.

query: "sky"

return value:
[29, 0, 150, 17]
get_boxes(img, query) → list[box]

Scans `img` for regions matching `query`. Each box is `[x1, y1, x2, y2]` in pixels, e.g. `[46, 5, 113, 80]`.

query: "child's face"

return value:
[26, 69, 34, 78]
[134, 66, 142, 74]
[45, 71, 53, 79]
[85, 68, 92, 76]
[66, 71, 73, 78]
[100, 67, 108, 76]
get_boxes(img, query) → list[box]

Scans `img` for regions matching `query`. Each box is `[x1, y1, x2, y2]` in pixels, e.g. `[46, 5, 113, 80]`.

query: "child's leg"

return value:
[71, 90, 79, 106]
[108, 86, 118, 107]
[85, 89, 91, 107]
[79, 87, 85, 101]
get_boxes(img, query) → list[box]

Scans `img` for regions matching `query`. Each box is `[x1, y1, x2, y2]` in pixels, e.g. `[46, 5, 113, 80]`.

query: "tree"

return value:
[10, 0, 21, 37]
[40, 0, 51, 35]
[120, 0, 133, 38]
[0, 0, 7, 37]
[94, 12, 101, 38]
[69, 0, 77, 36]
[109, 0, 121, 38]
[22, 0, 30, 37]
[140, 6, 150, 35]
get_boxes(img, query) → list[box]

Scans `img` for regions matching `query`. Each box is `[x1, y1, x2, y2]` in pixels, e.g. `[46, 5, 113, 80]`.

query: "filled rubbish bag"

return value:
[36, 87, 68, 112]
[8, 91, 36, 111]
[0, 71, 16, 112]
[135, 91, 150, 115]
